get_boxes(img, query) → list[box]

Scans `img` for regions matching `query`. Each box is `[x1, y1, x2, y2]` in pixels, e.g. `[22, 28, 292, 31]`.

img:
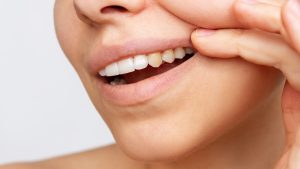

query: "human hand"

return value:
[190, 0, 300, 168]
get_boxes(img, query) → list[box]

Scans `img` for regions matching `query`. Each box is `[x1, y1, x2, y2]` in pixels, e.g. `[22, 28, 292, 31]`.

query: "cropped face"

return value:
[54, 0, 283, 161]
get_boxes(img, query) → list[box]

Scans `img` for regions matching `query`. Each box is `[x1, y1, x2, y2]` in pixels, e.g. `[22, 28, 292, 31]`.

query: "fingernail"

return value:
[195, 29, 216, 37]
[288, 0, 300, 17]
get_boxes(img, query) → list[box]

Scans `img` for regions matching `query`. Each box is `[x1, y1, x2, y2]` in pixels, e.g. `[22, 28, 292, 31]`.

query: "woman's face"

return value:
[54, 0, 283, 161]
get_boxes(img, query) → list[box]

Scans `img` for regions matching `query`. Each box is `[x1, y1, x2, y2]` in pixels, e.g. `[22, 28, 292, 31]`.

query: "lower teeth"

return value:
[110, 76, 127, 85]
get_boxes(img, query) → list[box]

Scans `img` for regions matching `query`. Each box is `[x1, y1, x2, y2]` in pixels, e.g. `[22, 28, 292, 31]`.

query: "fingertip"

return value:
[195, 29, 216, 37]
[191, 30, 202, 54]
[191, 29, 213, 50]
[191, 29, 234, 59]
[191, 29, 214, 58]
[191, 29, 216, 46]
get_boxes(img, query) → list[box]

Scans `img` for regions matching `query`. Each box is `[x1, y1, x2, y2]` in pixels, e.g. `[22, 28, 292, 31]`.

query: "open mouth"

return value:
[98, 47, 195, 85]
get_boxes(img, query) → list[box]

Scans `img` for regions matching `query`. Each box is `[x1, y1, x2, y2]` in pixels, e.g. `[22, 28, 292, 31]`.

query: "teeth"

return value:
[134, 55, 148, 70]
[162, 49, 175, 63]
[174, 47, 186, 59]
[99, 47, 195, 77]
[110, 77, 127, 85]
[105, 63, 119, 77]
[118, 58, 135, 75]
[99, 70, 106, 76]
[148, 52, 163, 68]
[185, 47, 194, 55]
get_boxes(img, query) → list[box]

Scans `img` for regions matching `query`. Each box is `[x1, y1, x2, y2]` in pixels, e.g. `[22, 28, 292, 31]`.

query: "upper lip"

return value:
[86, 37, 193, 75]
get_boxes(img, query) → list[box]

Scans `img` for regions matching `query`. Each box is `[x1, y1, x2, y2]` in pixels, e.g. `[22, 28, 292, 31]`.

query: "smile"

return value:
[88, 38, 199, 105]
[99, 47, 195, 85]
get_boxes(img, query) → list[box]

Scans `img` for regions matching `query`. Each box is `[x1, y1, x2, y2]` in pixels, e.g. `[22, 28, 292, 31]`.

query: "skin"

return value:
[2, 0, 300, 169]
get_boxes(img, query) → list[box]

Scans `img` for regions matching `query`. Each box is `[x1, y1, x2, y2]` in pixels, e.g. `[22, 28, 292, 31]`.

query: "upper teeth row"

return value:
[99, 47, 195, 77]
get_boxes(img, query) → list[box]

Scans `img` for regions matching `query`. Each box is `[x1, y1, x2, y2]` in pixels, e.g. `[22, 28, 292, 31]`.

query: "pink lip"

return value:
[86, 38, 192, 74]
[87, 38, 197, 106]
[97, 54, 198, 106]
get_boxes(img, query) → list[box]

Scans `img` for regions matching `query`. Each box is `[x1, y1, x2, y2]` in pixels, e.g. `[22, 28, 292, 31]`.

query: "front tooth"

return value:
[134, 55, 148, 70]
[185, 47, 194, 55]
[162, 49, 175, 63]
[148, 52, 163, 68]
[118, 58, 135, 75]
[99, 70, 106, 76]
[174, 47, 185, 59]
[105, 63, 119, 77]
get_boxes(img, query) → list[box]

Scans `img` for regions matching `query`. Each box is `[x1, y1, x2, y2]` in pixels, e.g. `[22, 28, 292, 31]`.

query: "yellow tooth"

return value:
[162, 49, 175, 63]
[148, 52, 163, 68]
[185, 47, 194, 54]
[174, 47, 185, 59]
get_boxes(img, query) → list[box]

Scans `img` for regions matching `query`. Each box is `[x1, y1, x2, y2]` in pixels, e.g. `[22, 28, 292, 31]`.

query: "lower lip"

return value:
[96, 54, 199, 106]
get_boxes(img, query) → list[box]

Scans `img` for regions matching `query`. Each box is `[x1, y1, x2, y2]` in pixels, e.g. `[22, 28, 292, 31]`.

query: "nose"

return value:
[74, 0, 145, 25]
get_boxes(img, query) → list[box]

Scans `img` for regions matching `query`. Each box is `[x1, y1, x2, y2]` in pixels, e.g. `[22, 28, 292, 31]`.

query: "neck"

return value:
[145, 91, 285, 169]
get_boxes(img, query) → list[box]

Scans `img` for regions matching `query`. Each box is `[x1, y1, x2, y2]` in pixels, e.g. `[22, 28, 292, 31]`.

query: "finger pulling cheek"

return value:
[191, 29, 238, 58]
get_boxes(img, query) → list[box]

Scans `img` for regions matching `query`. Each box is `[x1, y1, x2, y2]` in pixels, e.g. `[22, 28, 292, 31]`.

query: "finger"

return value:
[191, 29, 300, 91]
[282, 0, 300, 53]
[233, 0, 284, 33]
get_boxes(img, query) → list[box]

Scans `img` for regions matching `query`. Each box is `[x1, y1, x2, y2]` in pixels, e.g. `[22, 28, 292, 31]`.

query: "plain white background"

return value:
[0, 1, 115, 164]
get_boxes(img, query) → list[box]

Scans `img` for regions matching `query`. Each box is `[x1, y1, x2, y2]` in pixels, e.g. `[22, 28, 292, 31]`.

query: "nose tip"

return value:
[74, 0, 145, 25]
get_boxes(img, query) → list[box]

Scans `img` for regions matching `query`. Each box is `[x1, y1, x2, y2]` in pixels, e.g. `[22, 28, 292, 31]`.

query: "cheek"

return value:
[54, 0, 96, 88]
[54, 0, 98, 103]
[158, 0, 239, 28]
[181, 58, 282, 134]
[54, 0, 87, 70]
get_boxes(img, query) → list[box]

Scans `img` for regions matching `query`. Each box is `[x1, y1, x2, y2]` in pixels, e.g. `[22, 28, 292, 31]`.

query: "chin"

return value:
[114, 126, 206, 162]
[105, 100, 222, 162]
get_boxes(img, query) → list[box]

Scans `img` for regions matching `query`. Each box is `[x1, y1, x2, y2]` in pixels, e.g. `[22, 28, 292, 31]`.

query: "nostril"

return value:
[101, 5, 128, 14]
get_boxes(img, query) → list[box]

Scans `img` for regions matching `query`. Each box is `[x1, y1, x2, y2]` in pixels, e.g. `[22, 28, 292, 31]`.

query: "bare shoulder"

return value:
[0, 144, 143, 169]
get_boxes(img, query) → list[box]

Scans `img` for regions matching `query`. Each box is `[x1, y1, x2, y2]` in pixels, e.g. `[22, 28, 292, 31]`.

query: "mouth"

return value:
[89, 38, 199, 106]
[99, 47, 195, 85]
